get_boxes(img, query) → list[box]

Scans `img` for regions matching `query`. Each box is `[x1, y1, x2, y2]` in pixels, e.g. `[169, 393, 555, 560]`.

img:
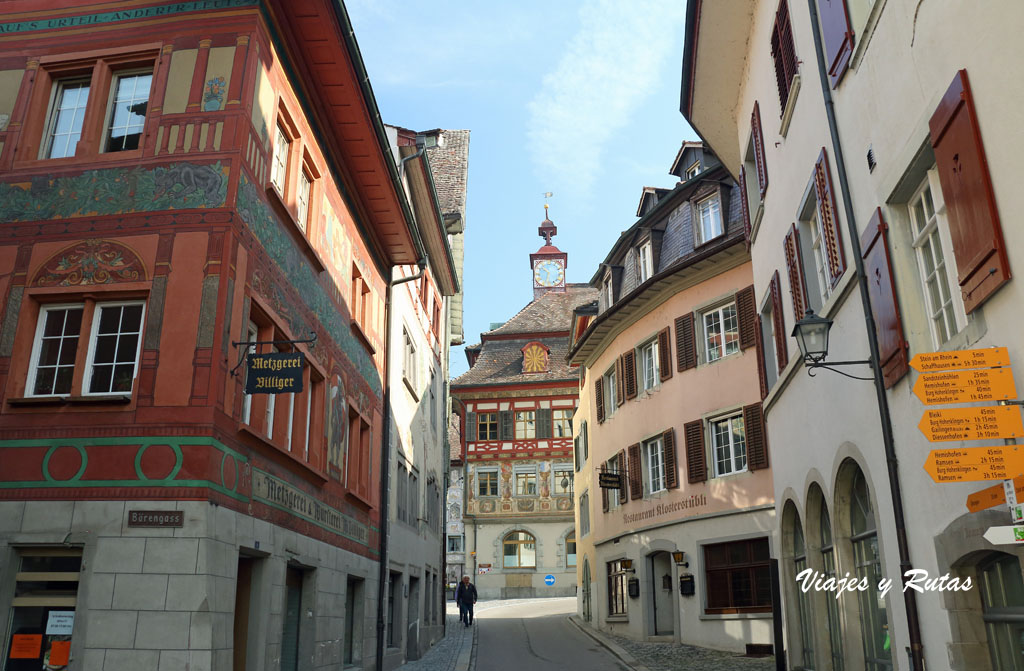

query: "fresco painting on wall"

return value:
[203, 76, 226, 111]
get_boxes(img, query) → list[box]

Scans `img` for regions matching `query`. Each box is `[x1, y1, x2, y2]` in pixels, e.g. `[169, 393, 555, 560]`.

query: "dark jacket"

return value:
[455, 581, 478, 604]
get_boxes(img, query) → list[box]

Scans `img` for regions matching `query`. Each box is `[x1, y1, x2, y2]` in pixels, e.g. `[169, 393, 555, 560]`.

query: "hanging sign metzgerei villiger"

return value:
[246, 352, 305, 394]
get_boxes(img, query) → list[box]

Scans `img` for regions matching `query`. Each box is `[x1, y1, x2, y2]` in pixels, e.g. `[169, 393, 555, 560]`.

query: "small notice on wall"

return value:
[47, 640, 70, 666]
[9, 634, 42, 658]
[45, 611, 74, 636]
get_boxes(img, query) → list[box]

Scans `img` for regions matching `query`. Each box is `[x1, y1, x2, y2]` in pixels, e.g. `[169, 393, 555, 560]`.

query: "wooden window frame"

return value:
[607, 560, 628, 616]
[477, 468, 499, 498]
[476, 412, 498, 441]
[503, 531, 537, 568]
[704, 538, 773, 614]
[710, 413, 747, 477]
[514, 467, 537, 497]
[514, 410, 537, 440]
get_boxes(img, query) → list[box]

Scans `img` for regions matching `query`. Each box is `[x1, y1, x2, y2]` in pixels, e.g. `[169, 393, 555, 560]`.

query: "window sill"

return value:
[265, 183, 326, 274]
[350, 320, 376, 356]
[403, 375, 419, 401]
[7, 394, 131, 407]
[699, 610, 772, 621]
[711, 468, 750, 481]
[12, 147, 144, 173]
[749, 201, 765, 247]
[779, 74, 801, 137]
[237, 424, 328, 485]
[693, 232, 727, 252]
[605, 615, 629, 623]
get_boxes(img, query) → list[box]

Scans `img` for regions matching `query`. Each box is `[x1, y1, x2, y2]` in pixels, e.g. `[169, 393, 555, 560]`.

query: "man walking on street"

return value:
[455, 575, 477, 627]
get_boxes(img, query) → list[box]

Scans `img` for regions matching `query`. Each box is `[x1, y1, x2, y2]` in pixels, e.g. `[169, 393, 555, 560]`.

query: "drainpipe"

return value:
[805, 2, 925, 669]
[376, 135, 431, 671]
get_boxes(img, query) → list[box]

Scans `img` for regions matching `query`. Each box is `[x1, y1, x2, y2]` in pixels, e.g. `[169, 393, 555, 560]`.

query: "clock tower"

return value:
[530, 205, 568, 299]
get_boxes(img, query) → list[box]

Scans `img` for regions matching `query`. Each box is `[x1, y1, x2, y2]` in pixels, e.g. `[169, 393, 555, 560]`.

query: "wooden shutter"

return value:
[663, 428, 679, 489]
[628, 444, 642, 500]
[772, 0, 798, 109]
[602, 480, 609, 512]
[755, 314, 769, 400]
[861, 208, 909, 388]
[784, 223, 809, 319]
[751, 102, 769, 198]
[536, 408, 552, 439]
[818, 0, 854, 87]
[574, 436, 581, 472]
[814, 148, 846, 286]
[582, 421, 589, 460]
[617, 451, 628, 504]
[623, 350, 638, 400]
[736, 285, 758, 351]
[615, 356, 625, 407]
[674, 313, 697, 371]
[657, 327, 673, 381]
[739, 166, 752, 250]
[743, 403, 770, 471]
[684, 420, 707, 484]
[500, 410, 514, 440]
[770, 270, 788, 371]
[466, 412, 476, 443]
[929, 69, 1010, 313]
[595, 379, 605, 423]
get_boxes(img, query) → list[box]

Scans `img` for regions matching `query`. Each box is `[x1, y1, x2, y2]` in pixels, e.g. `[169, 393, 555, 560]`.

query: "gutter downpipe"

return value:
[805, 2, 925, 669]
[375, 142, 430, 671]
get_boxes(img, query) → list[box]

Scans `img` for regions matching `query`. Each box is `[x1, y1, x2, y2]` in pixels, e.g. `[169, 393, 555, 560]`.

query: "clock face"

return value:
[533, 259, 564, 287]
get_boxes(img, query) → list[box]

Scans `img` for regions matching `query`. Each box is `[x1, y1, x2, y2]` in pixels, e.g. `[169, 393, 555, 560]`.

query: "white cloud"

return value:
[527, 0, 687, 195]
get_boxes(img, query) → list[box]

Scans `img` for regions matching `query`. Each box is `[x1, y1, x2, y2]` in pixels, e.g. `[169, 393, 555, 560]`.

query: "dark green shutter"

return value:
[466, 412, 477, 442]
[500, 411, 514, 440]
[537, 408, 552, 439]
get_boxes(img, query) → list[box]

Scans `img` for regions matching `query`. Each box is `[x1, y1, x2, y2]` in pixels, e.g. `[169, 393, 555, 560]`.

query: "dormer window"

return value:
[638, 241, 654, 283]
[695, 194, 724, 245]
[521, 341, 550, 374]
[603, 275, 614, 307]
[686, 160, 701, 179]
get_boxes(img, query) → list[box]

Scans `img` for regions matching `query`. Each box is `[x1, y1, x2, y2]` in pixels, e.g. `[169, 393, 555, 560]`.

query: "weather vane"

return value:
[543, 191, 553, 218]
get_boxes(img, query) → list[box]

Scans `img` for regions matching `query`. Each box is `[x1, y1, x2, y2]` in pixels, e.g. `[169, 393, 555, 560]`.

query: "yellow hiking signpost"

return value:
[909, 346, 1010, 372]
[917, 405, 1023, 442]
[966, 476, 1024, 513]
[912, 367, 1016, 406]
[924, 446, 1024, 482]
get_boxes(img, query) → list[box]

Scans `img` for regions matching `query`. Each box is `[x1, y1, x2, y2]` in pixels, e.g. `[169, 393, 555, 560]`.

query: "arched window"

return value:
[503, 531, 536, 568]
[849, 468, 891, 670]
[819, 497, 843, 670]
[793, 515, 814, 668]
[566, 532, 577, 567]
[979, 553, 1024, 669]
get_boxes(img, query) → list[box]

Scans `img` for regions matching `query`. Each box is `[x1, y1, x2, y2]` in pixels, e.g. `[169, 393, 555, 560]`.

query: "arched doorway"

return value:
[979, 552, 1024, 669]
[582, 559, 592, 622]
[649, 551, 674, 636]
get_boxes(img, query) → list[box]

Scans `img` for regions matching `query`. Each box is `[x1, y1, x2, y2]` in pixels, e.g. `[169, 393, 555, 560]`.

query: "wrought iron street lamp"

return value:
[791, 309, 872, 379]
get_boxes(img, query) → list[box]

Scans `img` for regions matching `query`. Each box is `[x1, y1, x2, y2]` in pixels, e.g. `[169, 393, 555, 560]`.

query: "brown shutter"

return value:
[743, 403, 770, 471]
[684, 420, 707, 484]
[736, 285, 757, 351]
[755, 315, 769, 400]
[784, 223, 809, 319]
[658, 327, 673, 381]
[818, 0, 854, 86]
[814, 148, 846, 286]
[929, 69, 1010, 313]
[771, 0, 798, 110]
[617, 451, 628, 504]
[674, 313, 697, 371]
[739, 166, 752, 250]
[663, 428, 679, 489]
[751, 102, 769, 198]
[770, 270, 788, 371]
[628, 444, 643, 500]
[615, 356, 625, 407]
[623, 350, 638, 399]
[861, 208, 909, 388]
[595, 379, 605, 423]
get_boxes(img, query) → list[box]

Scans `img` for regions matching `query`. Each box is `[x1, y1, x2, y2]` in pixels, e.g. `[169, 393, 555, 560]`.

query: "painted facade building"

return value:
[446, 412, 466, 588]
[682, 1, 1024, 669]
[451, 218, 596, 599]
[569, 143, 776, 653]
[0, 2, 423, 670]
[379, 124, 463, 666]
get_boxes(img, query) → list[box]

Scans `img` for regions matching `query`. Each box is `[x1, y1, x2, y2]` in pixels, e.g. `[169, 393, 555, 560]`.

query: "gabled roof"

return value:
[636, 186, 672, 217]
[484, 284, 597, 337]
[669, 141, 704, 177]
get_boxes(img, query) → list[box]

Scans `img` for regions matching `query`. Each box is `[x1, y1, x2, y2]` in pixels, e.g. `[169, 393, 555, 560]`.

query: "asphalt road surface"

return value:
[474, 597, 628, 671]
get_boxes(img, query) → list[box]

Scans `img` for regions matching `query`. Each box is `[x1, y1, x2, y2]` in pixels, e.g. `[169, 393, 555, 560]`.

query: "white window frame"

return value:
[81, 300, 146, 396]
[639, 339, 658, 392]
[638, 241, 653, 283]
[908, 171, 965, 348]
[26, 303, 85, 397]
[101, 69, 153, 153]
[686, 160, 701, 179]
[607, 455, 622, 511]
[296, 168, 312, 232]
[42, 78, 91, 159]
[603, 367, 617, 418]
[271, 122, 290, 194]
[553, 465, 574, 496]
[701, 301, 740, 363]
[514, 410, 536, 439]
[808, 208, 833, 307]
[759, 292, 779, 388]
[603, 274, 613, 307]
[695, 193, 724, 245]
[711, 413, 747, 477]
[447, 534, 464, 553]
[402, 329, 417, 389]
[644, 436, 666, 495]
[514, 467, 537, 497]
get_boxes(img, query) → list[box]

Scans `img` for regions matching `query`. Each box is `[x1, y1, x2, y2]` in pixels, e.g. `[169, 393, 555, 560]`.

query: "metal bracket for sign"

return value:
[229, 331, 316, 378]
[805, 359, 874, 381]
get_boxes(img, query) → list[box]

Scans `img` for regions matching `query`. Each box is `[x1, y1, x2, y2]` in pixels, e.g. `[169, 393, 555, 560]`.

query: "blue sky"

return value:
[346, 0, 697, 377]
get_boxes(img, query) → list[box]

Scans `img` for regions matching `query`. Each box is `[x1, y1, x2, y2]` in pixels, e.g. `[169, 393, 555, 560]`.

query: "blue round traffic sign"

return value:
[544, 574, 555, 586]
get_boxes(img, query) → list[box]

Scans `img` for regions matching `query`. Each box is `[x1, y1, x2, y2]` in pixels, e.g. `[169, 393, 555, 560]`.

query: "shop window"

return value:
[5, 548, 81, 671]
[704, 538, 772, 614]
[503, 531, 536, 568]
[607, 560, 628, 616]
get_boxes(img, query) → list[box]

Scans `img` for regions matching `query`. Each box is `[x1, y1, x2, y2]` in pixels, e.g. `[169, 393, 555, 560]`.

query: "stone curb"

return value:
[566, 614, 651, 671]
[454, 616, 476, 671]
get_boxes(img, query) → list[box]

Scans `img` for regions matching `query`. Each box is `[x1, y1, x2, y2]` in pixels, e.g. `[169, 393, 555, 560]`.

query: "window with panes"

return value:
[909, 175, 960, 347]
[820, 505, 844, 670]
[515, 410, 536, 439]
[979, 553, 1024, 671]
[515, 468, 536, 496]
[554, 465, 573, 496]
[271, 123, 290, 193]
[793, 517, 815, 669]
[503, 531, 536, 568]
[553, 409, 573, 437]
[703, 303, 739, 362]
[606, 455, 622, 511]
[296, 169, 311, 232]
[477, 469, 498, 497]
[695, 194, 723, 244]
[640, 339, 658, 391]
[638, 241, 653, 283]
[447, 535, 464, 553]
[566, 532, 577, 567]
[711, 414, 746, 477]
[704, 538, 772, 614]
[644, 436, 666, 495]
[607, 560, 628, 616]
[603, 368, 617, 418]
[5, 548, 82, 671]
[476, 412, 498, 441]
[103, 71, 152, 152]
[850, 468, 892, 670]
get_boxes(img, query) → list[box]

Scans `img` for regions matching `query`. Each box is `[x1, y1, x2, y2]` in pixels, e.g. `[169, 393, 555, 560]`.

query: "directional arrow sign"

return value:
[924, 446, 1024, 482]
[918, 405, 1023, 442]
[967, 476, 1024, 513]
[913, 367, 1017, 405]
[983, 526, 1024, 545]
[910, 346, 1010, 373]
